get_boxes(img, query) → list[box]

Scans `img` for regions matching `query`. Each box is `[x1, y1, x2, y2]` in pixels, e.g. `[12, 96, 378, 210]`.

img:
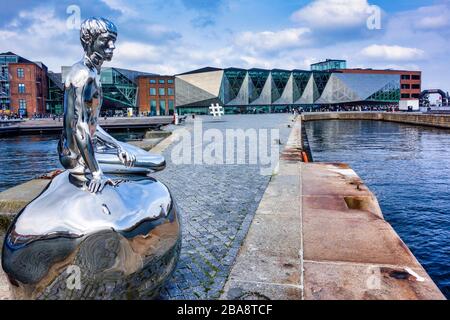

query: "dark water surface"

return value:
[0, 131, 146, 192]
[305, 120, 450, 298]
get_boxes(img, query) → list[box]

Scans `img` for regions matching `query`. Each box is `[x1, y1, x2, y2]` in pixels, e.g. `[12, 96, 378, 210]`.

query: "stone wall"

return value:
[302, 112, 450, 129]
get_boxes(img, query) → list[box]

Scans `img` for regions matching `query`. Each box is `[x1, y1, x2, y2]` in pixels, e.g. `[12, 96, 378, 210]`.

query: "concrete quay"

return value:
[222, 118, 445, 300]
[302, 111, 450, 129]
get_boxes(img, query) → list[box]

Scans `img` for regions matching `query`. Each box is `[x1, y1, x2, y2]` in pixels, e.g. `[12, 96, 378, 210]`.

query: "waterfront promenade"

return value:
[0, 114, 446, 300]
[0, 116, 173, 135]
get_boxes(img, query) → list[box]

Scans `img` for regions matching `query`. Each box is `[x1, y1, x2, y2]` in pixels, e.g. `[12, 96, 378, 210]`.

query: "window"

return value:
[412, 94, 420, 98]
[150, 79, 156, 84]
[19, 99, 26, 110]
[412, 84, 421, 89]
[412, 75, 421, 80]
[401, 84, 410, 89]
[150, 88, 156, 95]
[168, 88, 174, 95]
[401, 93, 410, 99]
[159, 100, 166, 115]
[401, 75, 411, 80]
[167, 79, 174, 84]
[168, 99, 174, 115]
[17, 68, 24, 78]
[150, 99, 157, 116]
[159, 88, 165, 96]
[18, 83, 25, 93]
[159, 79, 165, 84]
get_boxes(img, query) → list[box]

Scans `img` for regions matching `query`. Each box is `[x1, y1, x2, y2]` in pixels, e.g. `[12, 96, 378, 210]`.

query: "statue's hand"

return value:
[118, 147, 136, 168]
[86, 174, 114, 193]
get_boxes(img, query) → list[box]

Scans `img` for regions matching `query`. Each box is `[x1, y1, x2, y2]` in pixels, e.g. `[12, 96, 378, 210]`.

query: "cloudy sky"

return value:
[1, 0, 449, 91]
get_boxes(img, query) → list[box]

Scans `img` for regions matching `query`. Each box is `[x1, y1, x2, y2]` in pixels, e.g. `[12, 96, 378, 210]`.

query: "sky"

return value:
[0, 0, 449, 91]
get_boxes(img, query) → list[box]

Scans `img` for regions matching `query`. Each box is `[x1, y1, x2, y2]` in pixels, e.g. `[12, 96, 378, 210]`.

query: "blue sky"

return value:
[1, 0, 449, 91]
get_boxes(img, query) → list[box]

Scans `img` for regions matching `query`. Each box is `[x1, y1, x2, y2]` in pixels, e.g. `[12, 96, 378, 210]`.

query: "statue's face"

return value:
[91, 31, 116, 61]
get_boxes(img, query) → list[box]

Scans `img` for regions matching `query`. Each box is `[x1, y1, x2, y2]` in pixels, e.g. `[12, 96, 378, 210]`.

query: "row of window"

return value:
[149, 99, 174, 115]
[149, 79, 174, 84]
[401, 93, 420, 99]
[401, 84, 421, 89]
[401, 74, 421, 80]
[150, 88, 174, 96]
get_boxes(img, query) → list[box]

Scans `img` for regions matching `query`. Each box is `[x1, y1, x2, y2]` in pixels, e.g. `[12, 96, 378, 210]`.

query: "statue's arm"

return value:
[96, 124, 136, 167]
[96, 125, 121, 148]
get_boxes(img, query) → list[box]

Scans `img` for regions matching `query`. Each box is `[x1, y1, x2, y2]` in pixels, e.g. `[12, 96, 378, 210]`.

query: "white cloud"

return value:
[360, 44, 425, 61]
[100, 0, 138, 17]
[114, 42, 162, 62]
[291, 0, 375, 29]
[414, 5, 450, 30]
[234, 28, 311, 52]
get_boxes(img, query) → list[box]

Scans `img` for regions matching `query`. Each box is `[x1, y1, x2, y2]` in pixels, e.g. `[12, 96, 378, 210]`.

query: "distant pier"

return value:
[0, 116, 174, 136]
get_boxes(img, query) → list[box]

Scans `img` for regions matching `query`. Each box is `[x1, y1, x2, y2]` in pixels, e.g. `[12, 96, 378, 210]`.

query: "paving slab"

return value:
[304, 261, 445, 300]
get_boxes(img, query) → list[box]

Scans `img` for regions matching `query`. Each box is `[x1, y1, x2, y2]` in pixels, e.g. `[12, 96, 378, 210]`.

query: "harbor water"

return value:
[305, 119, 450, 298]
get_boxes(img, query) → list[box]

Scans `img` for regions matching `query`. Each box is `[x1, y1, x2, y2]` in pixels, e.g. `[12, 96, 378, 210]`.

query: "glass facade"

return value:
[176, 67, 404, 114]
[311, 59, 347, 71]
[223, 68, 247, 104]
[159, 100, 166, 115]
[150, 99, 157, 115]
[292, 71, 311, 102]
[100, 68, 139, 112]
[248, 69, 270, 104]
[168, 99, 174, 115]
[271, 70, 290, 103]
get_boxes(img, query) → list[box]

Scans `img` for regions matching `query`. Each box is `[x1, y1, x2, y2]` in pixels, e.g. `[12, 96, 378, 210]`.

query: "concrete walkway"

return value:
[222, 119, 445, 300]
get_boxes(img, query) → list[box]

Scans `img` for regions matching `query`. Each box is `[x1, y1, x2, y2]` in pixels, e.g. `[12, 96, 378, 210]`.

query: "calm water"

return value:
[305, 120, 450, 298]
[0, 131, 146, 192]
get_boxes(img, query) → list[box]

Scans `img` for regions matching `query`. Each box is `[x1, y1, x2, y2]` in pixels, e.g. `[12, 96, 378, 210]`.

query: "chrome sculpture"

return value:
[1, 17, 181, 300]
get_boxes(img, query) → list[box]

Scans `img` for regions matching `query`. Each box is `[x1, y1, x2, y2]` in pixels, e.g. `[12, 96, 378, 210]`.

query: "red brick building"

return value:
[137, 75, 175, 116]
[339, 69, 422, 100]
[0, 52, 48, 117]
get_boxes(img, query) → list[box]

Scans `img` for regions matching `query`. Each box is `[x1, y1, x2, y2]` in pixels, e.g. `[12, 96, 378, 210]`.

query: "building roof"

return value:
[177, 67, 223, 76]
[48, 72, 64, 90]
[0, 51, 47, 69]
[110, 67, 155, 84]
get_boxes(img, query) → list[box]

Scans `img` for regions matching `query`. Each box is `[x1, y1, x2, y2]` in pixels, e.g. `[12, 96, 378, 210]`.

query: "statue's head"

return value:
[80, 17, 117, 62]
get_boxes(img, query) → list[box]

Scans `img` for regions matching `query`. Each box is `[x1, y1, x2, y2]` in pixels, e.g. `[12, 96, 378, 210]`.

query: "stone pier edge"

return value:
[221, 117, 445, 300]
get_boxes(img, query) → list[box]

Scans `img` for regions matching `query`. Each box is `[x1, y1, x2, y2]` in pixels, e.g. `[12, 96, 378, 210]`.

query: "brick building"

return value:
[0, 52, 48, 117]
[137, 75, 175, 116]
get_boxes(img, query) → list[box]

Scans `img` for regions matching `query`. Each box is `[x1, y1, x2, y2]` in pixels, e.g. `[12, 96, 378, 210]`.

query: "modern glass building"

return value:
[46, 72, 64, 115]
[175, 67, 403, 115]
[61, 66, 154, 115]
[311, 59, 347, 71]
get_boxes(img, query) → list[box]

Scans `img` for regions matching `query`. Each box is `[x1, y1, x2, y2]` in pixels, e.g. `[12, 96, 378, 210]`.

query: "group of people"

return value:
[291, 104, 399, 113]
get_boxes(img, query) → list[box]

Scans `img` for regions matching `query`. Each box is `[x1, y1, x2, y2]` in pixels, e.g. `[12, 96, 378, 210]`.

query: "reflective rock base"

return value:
[1, 172, 181, 300]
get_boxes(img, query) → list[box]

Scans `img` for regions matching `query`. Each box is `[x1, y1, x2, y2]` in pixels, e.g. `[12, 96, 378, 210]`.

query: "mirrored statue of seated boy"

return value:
[58, 17, 165, 192]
